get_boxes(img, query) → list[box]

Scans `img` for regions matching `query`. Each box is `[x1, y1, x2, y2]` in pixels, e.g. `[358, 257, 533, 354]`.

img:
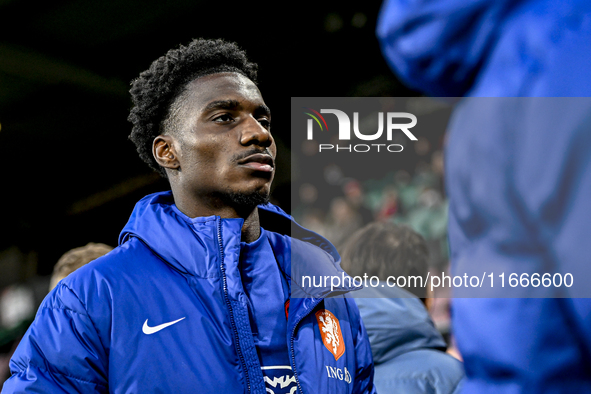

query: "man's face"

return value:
[169, 72, 276, 212]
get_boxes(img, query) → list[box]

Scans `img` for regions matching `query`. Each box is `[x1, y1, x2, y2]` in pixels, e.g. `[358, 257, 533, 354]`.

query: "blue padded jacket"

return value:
[356, 286, 464, 394]
[2, 191, 375, 394]
[377, 0, 591, 392]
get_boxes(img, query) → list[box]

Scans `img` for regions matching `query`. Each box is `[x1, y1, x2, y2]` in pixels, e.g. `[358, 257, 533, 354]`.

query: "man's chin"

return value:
[222, 190, 270, 211]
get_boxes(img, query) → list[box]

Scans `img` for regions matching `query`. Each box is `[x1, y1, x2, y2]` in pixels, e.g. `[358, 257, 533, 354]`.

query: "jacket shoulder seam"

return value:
[40, 304, 87, 316]
[58, 283, 108, 352]
[13, 359, 107, 389]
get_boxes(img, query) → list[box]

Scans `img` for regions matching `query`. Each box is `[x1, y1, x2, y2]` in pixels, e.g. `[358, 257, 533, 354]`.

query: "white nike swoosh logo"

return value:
[142, 317, 186, 335]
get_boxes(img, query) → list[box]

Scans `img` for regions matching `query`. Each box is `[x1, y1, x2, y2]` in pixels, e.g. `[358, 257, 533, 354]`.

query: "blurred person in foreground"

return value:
[341, 222, 464, 394]
[2, 39, 375, 393]
[49, 243, 114, 291]
[377, 0, 591, 392]
[0, 243, 112, 383]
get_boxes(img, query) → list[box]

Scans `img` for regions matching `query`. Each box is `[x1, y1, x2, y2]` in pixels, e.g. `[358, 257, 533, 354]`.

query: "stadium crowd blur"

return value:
[294, 151, 447, 259]
[292, 110, 454, 342]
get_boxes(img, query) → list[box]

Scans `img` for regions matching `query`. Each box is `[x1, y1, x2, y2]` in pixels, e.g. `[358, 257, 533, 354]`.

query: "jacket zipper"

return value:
[217, 219, 251, 393]
[290, 298, 323, 394]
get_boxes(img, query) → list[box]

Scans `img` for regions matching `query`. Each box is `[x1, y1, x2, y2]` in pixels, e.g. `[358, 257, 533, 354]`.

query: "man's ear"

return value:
[153, 135, 180, 170]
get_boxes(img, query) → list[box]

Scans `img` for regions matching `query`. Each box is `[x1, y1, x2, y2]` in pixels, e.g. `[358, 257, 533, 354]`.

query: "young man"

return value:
[2, 39, 375, 393]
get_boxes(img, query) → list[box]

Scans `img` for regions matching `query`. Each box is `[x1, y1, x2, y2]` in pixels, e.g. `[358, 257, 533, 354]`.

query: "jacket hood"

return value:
[119, 191, 359, 297]
[119, 191, 221, 276]
[377, 0, 591, 97]
[376, 0, 520, 96]
[354, 285, 446, 365]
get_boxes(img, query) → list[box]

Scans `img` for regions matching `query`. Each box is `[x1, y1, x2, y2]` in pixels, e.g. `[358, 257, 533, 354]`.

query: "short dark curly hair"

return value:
[128, 38, 258, 177]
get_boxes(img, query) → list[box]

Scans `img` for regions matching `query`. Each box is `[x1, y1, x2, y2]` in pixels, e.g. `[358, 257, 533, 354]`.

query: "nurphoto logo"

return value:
[303, 107, 418, 153]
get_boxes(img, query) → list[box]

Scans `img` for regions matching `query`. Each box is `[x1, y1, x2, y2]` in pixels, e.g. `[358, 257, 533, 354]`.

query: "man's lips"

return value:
[238, 153, 274, 173]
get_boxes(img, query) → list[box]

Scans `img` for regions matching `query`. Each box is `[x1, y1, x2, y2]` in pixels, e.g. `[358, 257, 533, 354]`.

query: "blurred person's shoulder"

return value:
[374, 349, 464, 394]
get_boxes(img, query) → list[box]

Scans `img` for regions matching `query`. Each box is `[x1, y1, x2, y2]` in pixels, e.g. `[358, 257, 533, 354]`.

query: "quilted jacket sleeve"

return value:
[1, 283, 108, 393]
[347, 298, 376, 394]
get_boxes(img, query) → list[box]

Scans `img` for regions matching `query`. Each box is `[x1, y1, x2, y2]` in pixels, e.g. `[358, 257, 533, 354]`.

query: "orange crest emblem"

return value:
[315, 309, 345, 361]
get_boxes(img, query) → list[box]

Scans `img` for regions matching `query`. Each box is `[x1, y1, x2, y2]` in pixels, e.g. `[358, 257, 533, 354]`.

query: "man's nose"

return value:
[240, 117, 273, 147]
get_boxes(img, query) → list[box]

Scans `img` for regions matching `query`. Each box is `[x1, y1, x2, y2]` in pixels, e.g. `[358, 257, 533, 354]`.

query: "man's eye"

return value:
[258, 118, 271, 129]
[214, 114, 233, 122]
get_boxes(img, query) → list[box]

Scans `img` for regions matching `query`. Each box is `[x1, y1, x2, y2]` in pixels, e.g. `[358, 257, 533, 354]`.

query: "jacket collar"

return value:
[119, 191, 360, 297]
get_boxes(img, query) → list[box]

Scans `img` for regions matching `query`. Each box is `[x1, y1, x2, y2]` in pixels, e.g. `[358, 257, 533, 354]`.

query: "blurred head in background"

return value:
[49, 243, 113, 291]
[340, 222, 430, 300]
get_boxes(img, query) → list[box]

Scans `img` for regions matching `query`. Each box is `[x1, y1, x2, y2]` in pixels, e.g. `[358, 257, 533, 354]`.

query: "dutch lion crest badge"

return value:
[315, 309, 345, 361]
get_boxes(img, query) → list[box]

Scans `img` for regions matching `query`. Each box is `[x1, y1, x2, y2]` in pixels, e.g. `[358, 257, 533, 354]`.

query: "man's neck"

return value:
[240, 209, 261, 243]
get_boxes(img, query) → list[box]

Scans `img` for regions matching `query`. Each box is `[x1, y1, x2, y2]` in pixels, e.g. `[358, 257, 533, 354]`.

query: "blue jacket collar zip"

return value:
[119, 191, 358, 293]
[119, 191, 361, 394]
